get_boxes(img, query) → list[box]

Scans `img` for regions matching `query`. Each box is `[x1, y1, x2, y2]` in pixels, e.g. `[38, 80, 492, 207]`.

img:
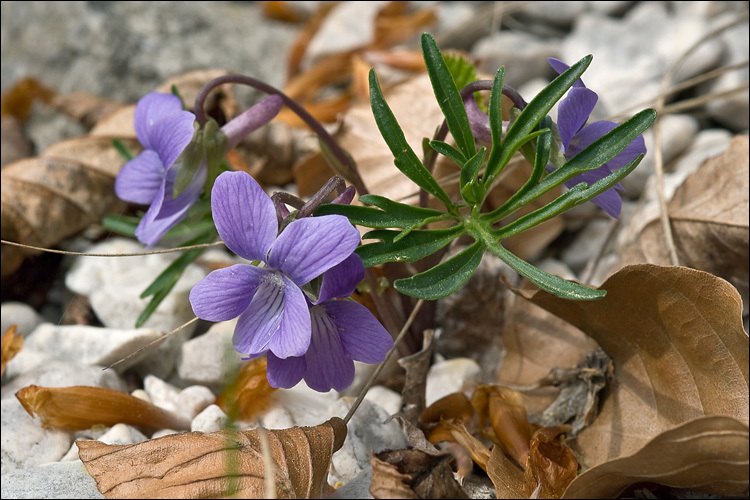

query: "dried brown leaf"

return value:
[427, 421, 491, 472]
[529, 264, 749, 468]
[370, 449, 468, 499]
[487, 445, 525, 499]
[0, 77, 56, 121]
[78, 417, 347, 499]
[1, 324, 23, 377]
[471, 385, 532, 468]
[1, 115, 34, 167]
[419, 392, 475, 430]
[15, 385, 190, 431]
[51, 92, 123, 128]
[562, 416, 749, 498]
[523, 426, 578, 499]
[621, 134, 749, 305]
[397, 329, 436, 425]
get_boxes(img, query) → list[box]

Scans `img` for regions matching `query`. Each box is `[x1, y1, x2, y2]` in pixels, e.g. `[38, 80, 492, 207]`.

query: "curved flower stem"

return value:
[194, 74, 368, 196]
[343, 299, 424, 425]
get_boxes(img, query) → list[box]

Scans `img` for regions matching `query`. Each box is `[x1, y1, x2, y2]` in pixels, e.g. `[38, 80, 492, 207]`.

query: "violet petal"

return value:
[267, 275, 311, 358]
[211, 171, 278, 262]
[268, 215, 360, 286]
[323, 300, 393, 364]
[266, 352, 306, 389]
[316, 253, 365, 304]
[133, 93, 185, 150]
[232, 273, 287, 356]
[548, 58, 585, 88]
[115, 150, 165, 205]
[222, 95, 283, 151]
[464, 96, 493, 144]
[189, 264, 266, 322]
[148, 110, 196, 169]
[557, 87, 598, 153]
[304, 307, 355, 392]
[134, 162, 207, 247]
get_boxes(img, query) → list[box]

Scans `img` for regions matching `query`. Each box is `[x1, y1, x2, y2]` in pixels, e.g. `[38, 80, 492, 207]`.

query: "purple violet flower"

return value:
[115, 92, 283, 247]
[548, 58, 646, 218]
[115, 92, 201, 247]
[265, 253, 394, 392]
[189, 170, 362, 360]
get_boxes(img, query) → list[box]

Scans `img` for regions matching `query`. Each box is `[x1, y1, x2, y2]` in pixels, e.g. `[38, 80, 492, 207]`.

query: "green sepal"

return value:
[369, 69, 454, 209]
[393, 240, 484, 300]
[486, 239, 605, 300]
[421, 33, 476, 159]
[458, 147, 486, 205]
[484, 54, 593, 186]
[173, 121, 203, 197]
[356, 225, 464, 267]
[315, 197, 446, 229]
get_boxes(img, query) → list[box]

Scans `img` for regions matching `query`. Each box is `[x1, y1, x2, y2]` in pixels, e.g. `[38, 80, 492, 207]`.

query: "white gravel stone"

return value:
[1, 361, 125, 399]
[0, 460, 104, 499]
[0, 301, 44, 338]
[327, 398, 409, 486]
[191, 404, 230, 433]
[6, 323, 162, 376]
[562, 2, 724, 116]
[472, 31, 561, 87]
[64, 238, 206, 379]
[425, 357, 481, 407]
[177, 319, 242, 391]
[61, 423, 148, 462]
[143, 374, 181, 414]
[151, 428, 180, 439]
[363, 385, 402, 416]
[1, 397, 72, 474]
[176, 385, 216, 420]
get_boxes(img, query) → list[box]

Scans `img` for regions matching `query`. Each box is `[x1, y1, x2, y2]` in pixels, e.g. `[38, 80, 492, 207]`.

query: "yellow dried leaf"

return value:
[1, 324, 23, 377]
[78, 417, 347, 499]
[15, 385, 190, 431]
[215, 356, 277, 421]
[486, 445, 525, 500]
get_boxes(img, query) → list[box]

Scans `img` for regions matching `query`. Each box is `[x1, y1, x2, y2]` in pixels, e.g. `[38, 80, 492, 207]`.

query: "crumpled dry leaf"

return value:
[0, 76, 56, 121]
[15, 385, 191, 431]
[370, 449, 468, 499]
[1, 115, 34, 167]
[78, 417, 347, 499]
[523, 425, 578, 499]
[563, 416, 749, 498]
[51, 92, 123, 129]
[472, 385, 531, 468]
[621, 135, 749, 306]
[427, 420, 491, 473]
[529, 264, 749, 468]
[487, 445, 525, 500]
[396, 329, 435, 425]
[1, 324, 23, 377]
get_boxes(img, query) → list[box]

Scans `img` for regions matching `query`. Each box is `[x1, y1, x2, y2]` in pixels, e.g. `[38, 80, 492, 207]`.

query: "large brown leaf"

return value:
[78, 417, 347, 499]
[621, 135, 749, 305]
[529, 264, 749, 468]
[562, 416, 749, 498]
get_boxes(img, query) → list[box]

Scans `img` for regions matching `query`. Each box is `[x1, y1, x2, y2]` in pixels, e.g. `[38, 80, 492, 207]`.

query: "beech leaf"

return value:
[562, 416, 749, 498]
[529, 264, 749, 468]
[78, 417, 347, 499]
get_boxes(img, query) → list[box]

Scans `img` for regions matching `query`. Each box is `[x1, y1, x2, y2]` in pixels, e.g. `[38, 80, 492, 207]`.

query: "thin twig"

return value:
[104, 316, 200, 370]
[1, 239, 225, 257]
[652, 11, 748, 266]
[343, 299, 424, 425]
